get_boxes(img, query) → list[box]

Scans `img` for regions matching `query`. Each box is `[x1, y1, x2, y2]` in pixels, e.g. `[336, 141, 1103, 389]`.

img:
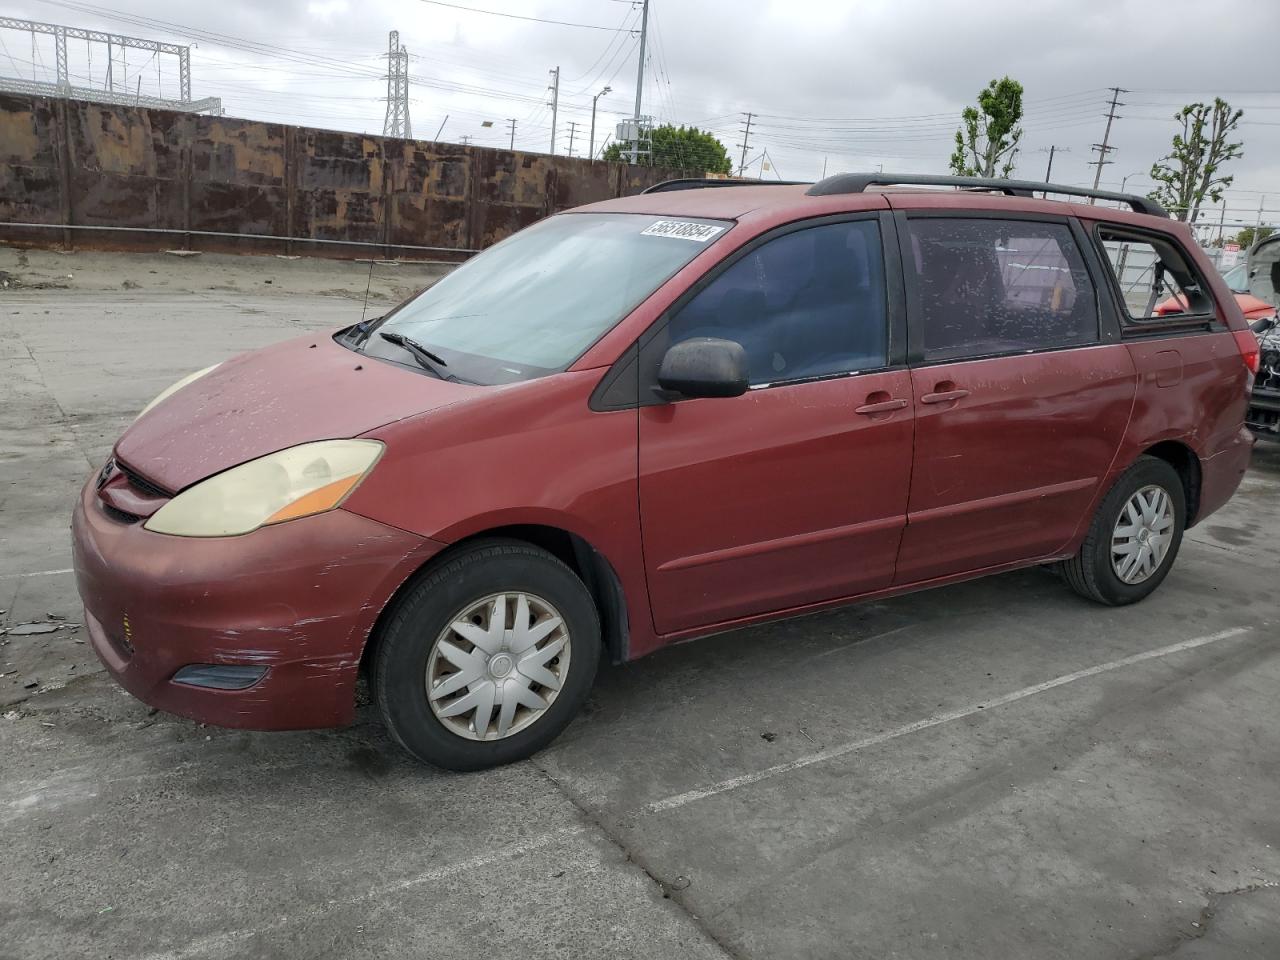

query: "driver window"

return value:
[664, 220, 888, 386]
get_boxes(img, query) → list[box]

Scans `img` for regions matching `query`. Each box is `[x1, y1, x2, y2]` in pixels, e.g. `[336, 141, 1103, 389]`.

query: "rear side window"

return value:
[1096, 229, 1215, 322]
[905, 218, 1099, 362]
[665, 220, 888, 385]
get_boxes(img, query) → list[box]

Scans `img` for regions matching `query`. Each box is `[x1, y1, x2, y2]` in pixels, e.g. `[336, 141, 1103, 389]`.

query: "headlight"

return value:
[144, 440, 384, 537]
[136, 364, 221, 420]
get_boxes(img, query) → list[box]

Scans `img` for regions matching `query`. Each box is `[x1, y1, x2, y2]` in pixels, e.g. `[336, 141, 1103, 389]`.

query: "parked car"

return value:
[1239, 235, 1280, 438]
[1155, 259, 1277, 323]
[72, 173, 1257, 770]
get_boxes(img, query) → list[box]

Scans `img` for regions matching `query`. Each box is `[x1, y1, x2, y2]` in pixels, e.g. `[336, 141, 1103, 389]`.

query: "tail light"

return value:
[1233, 329, 1260, 374]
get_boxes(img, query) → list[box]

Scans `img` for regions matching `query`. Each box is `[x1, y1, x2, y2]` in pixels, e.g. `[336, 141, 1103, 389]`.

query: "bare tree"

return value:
[949, 77, 1024, 178]
[1149, 98, 1244, 223]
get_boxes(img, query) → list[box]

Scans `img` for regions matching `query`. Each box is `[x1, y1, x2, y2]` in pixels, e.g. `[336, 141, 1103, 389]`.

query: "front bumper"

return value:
[71, 475, 444, 730]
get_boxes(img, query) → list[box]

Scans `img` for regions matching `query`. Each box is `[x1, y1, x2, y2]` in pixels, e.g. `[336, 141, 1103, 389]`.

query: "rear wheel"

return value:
[373, 539, 600, 771]
[1060, 455, 1186, 605]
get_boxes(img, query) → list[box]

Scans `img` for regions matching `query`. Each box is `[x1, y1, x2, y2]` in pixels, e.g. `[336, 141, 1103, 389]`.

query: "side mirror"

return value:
[1250, 315, 1277, 335]
[656, 337, 749, 400]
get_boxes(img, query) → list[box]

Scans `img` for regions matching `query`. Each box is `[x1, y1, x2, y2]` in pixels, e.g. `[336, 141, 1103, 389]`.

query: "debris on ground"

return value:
[761, 731, 777, 742]
[164, 249, 201, 257]
[7, 622, 63, 636]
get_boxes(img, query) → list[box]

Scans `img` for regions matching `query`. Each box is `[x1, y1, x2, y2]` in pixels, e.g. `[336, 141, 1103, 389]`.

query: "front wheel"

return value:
[373, 540, 600, 771]
[1060, 455, 1186, 606]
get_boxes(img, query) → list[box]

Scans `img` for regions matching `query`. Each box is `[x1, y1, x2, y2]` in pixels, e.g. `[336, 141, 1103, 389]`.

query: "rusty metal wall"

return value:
[0, 95, 691, 257]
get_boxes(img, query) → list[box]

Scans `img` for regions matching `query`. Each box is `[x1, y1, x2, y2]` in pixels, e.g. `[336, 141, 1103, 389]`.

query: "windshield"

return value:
[1221, 261, 1248, 293]
[360, 212, 731, 384]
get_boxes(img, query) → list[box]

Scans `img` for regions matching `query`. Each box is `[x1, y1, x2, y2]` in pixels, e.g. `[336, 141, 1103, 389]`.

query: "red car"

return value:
[1155, 259, 1277, 323]
[72, 174, 1257, 770]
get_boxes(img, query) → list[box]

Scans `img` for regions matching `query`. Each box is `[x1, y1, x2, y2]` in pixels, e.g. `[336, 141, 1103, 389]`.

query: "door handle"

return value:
[920, 388, 970, 404]
[854, 397, 909, 415]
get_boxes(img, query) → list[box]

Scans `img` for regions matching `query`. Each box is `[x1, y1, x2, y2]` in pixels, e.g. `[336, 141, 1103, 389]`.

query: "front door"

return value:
[637, 216, 915, 634]
[893, 214, 1136, 584]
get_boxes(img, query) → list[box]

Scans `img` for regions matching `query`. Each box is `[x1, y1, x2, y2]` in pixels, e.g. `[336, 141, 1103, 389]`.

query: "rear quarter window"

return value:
[1094, 227, 1216, 325]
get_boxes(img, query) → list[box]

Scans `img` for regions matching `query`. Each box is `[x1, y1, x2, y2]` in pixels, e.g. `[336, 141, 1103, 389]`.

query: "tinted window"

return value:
[666, 220, 887, 385]
[906, 218, 1099, 362]
[1097, 230, 1214, 321]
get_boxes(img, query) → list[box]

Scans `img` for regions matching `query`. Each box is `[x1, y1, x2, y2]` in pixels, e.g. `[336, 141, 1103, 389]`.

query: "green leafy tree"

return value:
[603, 124, 732, 174]
[1233, 225, 1274, 249]
[1148, 99, 1244, 223]
[949, 77, 1025, 178]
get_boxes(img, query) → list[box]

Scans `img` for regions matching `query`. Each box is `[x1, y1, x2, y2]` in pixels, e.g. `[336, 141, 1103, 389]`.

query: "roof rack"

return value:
[642, 177, 810, 194]
[804, 173, 1169, 218]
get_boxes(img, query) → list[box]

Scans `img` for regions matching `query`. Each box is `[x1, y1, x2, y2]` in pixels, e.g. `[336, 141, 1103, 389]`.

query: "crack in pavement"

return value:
[532, 759, 746, 960]
[1129, 880, 1280, 959]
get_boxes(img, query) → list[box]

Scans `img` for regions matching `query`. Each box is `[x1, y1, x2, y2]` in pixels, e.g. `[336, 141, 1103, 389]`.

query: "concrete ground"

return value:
[2, 250, 1279, 960]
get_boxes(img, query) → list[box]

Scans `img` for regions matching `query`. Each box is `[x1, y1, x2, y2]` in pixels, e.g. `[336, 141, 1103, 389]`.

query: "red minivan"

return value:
[72, 174, 1257, 770]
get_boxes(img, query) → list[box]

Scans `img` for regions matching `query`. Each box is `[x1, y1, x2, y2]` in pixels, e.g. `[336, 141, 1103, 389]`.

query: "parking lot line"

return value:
[641, 624, 1258, 815]
[0, 567, 73, 580]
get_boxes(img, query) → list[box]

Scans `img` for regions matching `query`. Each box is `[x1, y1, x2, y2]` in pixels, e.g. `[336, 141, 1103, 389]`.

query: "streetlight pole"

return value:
[590, 85, 611, 160]
[1120, 171, 1145, 193]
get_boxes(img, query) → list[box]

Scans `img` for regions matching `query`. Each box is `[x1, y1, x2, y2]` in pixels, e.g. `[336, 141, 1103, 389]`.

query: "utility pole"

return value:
[566, 121, 579, 157]
[629, 0, 650, 163]
[548, 66, 560, 155]
[737, 112, 753, 177]
[1089, 86, 1127, 195]
[459, 135, 472, 146]
[590, 84, 611, 160]
[506, 118, 517, 151]
[1041, 145, 1068, 182]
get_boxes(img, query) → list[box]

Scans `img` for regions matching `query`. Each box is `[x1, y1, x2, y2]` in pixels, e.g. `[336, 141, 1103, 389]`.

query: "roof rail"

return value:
[642, 177, 810, 194]
[804, 173, 1168, 218]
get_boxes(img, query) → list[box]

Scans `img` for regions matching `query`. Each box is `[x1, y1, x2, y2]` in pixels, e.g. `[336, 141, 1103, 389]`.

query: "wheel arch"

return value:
[359, 523, 631, 683]
[1141, 439, 1203, 524]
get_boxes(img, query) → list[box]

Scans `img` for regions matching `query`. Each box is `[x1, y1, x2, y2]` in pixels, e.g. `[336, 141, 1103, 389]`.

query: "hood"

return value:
[1235, 292, 1276, 319]
[116, 334, 474, 492]
[1155, 291, 1275, 320]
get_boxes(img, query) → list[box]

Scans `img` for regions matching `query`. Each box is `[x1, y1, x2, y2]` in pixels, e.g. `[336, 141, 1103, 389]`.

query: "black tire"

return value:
[1059, 455, 1186, 606]
[373, 538, 600, 771]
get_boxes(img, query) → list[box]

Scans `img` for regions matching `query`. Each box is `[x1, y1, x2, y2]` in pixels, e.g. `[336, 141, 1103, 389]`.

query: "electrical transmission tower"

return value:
[382, 30, 411, 139]
[1089, 87, 1127, 192]
[0, 16, 220, 113]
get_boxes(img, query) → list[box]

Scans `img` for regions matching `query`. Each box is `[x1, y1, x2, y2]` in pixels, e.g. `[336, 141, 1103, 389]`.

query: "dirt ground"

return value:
[0, 245, 454, 305]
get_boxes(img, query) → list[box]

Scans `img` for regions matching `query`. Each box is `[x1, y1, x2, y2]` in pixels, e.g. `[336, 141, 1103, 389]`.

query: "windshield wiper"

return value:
[378, 330, 451, 380]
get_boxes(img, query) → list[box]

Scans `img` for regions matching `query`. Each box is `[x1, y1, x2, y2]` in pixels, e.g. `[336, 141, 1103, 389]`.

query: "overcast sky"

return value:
[6, 0, 1280, 232]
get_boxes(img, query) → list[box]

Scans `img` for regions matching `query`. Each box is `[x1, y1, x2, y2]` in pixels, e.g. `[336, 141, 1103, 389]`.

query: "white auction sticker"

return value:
[641, 220, 725, 242]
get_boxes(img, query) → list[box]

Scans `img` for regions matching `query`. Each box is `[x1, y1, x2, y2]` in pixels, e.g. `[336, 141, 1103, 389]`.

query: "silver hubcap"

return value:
[426, 592, 571, 741]
[1111, 484, 1175, 584]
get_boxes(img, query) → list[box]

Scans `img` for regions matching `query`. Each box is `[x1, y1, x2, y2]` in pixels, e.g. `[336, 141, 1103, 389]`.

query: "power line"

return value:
[413, 0, 637, 32]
